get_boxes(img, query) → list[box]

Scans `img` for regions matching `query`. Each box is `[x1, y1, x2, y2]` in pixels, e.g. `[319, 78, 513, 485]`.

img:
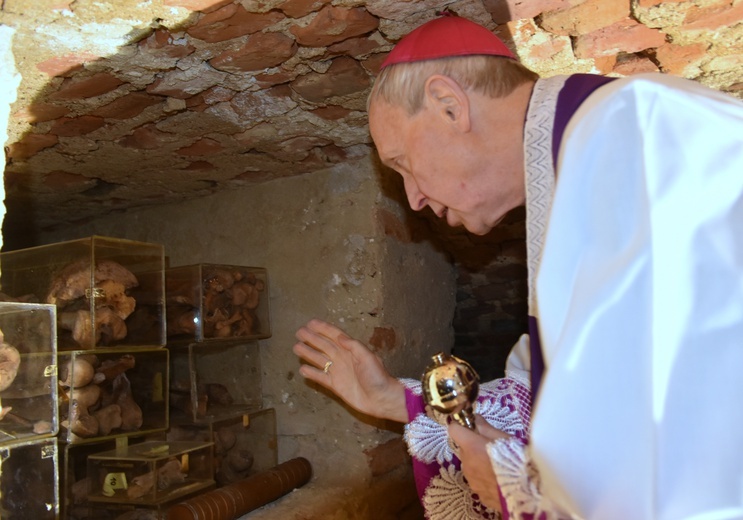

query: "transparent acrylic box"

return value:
[0, 235, 165, 351]
[0, 302, 58, 445]
[60, 435, 159, 519]
[165, 264, 270, 345]
[58, 348, 168, 443]
[168, 408, 277, 486]
[169, 342, 262, 423]
[87, 440, 214, 505]
[79, 482, 216, 520]
[0, 437, 59, 519]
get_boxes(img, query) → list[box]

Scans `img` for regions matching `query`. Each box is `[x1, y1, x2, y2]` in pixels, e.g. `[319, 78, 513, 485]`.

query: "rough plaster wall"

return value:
[41, 156, 453, 518]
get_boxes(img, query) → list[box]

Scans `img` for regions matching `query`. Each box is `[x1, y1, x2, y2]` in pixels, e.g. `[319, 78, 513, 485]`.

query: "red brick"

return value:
[291, 56, 371, 103]
[176, 137, 224, 156]
[187, 4, 284, 43]
[183, 160, 216, 170]
[279, 136, 333, 161]
[6, 133, 58, 161]
[506, 18, 537, 42]
[362, 53, 387, 75]
[36, 52, 98, 77]
[145, 64, 224, 99]
[42, 170, 96, 192]
[682, 1, 743, 31]
[540, 0, 630, 36]
[368, 326, 396, 352]
[138, 29, 195, 58]
[319, 143, 348, 163]
[210, 32, 297, 72]
[612, 54, 660, 75]
[14, 102, 69, 123]
[656, 42, 707, 75]
[92, 92, 163, 119]
[162, 0, 233, 13]
[118, 124, 170, 149]
[527, 38, 569, 60]
[279, 0, 331, 18]
[49, 116, 105, 137]
[311, 105, 352, 120]
[230, 84, 296, 121]
[484, 0, 570, 23]
[326, 35, 382, 58]
[364, 438, 410, 477]
[203, 86, 236, 104]
[185, 94, 208, 112]
[254, 70, 297, 88]
[49, 73, 123, 100]
[574, 18, 666, 59]
[592, 55, 618, 74]
[290, 6, 379, 47]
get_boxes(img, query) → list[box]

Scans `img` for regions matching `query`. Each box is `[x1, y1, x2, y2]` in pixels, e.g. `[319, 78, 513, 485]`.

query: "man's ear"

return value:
[424, 75, 471, 132]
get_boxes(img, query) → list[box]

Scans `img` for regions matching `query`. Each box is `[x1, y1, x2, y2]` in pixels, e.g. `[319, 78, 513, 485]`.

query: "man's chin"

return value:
[461, 222, 492, 236]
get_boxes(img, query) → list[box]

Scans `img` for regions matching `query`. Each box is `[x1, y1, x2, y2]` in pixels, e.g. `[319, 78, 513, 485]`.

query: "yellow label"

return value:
[102, 472, 128, 497]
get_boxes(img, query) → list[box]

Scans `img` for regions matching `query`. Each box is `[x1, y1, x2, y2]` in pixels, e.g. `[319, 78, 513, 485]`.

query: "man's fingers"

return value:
[298, 362, 332, 389]
[448, 420, 479, 453]
[292, 341, 329, 370]
[474, 415, 510, 441]
[449, 417, 510, 449]
[295, 325, 339, 358]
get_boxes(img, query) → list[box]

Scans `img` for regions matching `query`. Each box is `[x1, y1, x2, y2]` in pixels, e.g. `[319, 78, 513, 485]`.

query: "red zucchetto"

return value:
[380, 14, 515, 70]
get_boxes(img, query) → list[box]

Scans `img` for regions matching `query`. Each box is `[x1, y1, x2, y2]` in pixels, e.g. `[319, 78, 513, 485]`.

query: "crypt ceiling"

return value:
[0, 0, 741, 238]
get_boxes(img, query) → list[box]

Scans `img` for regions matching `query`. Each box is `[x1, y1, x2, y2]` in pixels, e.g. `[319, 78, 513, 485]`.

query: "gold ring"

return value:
[323, 360, 333, 374]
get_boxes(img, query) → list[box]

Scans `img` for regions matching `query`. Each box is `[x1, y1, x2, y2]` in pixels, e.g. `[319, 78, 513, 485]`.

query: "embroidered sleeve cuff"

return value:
[487, 437, 568, 520]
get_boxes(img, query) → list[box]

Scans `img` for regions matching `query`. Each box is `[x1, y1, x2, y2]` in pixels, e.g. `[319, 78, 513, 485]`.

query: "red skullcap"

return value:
[380, 14, 515, 70]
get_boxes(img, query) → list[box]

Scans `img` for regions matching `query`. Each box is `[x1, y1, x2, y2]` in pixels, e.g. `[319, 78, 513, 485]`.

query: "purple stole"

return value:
[528, 74, 616, 404]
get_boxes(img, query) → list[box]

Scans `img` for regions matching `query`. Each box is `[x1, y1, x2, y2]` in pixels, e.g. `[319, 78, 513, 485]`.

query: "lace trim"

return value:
[401, 377, 423, 395]
[422, 465, 502, 520]
[488, 438, 569, 520]
[405, 378, 532, 465]
[405, 412, 456, 464]
[523, 75, 567, 315]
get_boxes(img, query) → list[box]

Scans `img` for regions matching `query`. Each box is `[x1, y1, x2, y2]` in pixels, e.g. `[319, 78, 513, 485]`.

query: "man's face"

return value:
[369, 98, 506, 236]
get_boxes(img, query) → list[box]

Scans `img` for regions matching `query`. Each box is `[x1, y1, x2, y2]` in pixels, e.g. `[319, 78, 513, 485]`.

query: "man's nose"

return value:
[404, 177, 427, 211]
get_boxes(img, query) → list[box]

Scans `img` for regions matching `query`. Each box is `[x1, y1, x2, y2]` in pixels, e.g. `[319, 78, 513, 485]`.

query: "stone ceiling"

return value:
[1, 0, 741, 235]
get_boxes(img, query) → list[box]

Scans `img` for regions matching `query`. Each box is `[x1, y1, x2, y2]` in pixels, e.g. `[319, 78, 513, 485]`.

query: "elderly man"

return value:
[294, 13, 743, 520]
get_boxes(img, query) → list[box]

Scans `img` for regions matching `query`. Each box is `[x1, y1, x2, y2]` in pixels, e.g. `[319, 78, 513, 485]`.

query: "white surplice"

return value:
[530, 74, 743, 519]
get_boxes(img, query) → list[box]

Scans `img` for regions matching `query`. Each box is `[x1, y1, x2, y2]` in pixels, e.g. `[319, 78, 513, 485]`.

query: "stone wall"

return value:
[41, 156, 454, 519]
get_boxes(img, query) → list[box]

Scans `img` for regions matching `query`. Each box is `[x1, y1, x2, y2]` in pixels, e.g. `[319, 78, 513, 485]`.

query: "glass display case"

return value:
[58, 348, 168, 443]
[169, 342, 261, 423]
[0, 302, 58, 445]
[60, 435, 159, 520]
[0, 236, 165, 351]
[168, 408, 277, 486]
[86, 440, 214, 505]
[0, 437, 59, 519]
[165, 264, 270, 345]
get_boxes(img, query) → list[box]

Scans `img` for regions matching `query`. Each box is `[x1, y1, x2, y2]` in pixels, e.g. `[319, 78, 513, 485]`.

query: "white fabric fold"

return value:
[533, 74, 743, 520]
